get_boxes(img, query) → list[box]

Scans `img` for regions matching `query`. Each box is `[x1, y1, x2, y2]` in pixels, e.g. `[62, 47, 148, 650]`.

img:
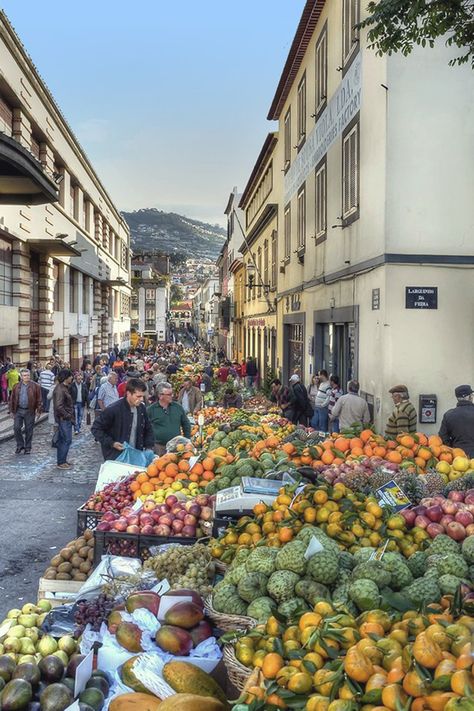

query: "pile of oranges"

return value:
[129, 451, 216, 500]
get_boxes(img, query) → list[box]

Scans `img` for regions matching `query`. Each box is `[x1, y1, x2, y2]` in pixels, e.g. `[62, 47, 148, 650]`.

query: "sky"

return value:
[1, 1, 304, 226]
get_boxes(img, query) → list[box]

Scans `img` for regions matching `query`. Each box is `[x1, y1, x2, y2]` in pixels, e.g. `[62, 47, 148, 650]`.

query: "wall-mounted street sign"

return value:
[372, 288, 380, 310]
[405, 287, 438, 310]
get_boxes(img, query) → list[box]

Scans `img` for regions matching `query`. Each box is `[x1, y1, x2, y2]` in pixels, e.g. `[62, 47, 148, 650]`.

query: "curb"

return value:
[0, 413, 49, 444]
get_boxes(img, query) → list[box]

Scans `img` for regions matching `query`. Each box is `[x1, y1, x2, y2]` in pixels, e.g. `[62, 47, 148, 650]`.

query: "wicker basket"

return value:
[214, 559, 228, 575]
[223, 644, 253, 692]
[204, 595, 256, 632]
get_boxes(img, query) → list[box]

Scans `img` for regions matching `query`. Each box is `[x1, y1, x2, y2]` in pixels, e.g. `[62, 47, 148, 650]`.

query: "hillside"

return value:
[122, 208, 226, 259]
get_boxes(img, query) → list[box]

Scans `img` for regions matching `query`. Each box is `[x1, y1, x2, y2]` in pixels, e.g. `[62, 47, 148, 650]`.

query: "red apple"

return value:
[183, 514, 197, 526]
[165, 495, 178, 507]
[448, 491, 465, 502]
[112, 517, 128, 532]
[194, 494, 210, 507]
[412, 505, 428, 516]
[176, 510, 187, 521]
[426, 522, 444, 538]
[96, 521, 111, 531]
[158, 514, 173, 527]
[172, 519, 184, 533]
[150, 509, 163, 523]
[440, 514, 455, 528]
[426, 505, 444, 523]
[446, 521, 467, 541]
[154, 524, 171, 536]
[200, 506, 213, 521]
[102, 511, 117, 522]
[139, 513, 154, 526]
[182, 525, 196, 537]
[442, 501, 458, 515]
[455, 510, 474, 527]
[140, 524, 155, 535]
[414, 515, 430, 529]
[464, 491, 474, 505]
[185, 503, 201, 517]
[126, 514, 140, 526]
[171, 504, 184, 516]
[126, 524, 140, 534]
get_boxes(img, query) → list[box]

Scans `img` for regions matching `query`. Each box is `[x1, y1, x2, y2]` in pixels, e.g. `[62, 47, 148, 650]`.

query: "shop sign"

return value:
[372, 288, 380, 310]
[405, 287, 438, 309]
[248, 318, 266, 327]
[284, 52, 362, 203]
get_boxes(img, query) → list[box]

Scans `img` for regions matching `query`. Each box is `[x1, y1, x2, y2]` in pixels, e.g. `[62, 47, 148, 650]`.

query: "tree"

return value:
[170, 284, 184, 305]
[358, 0, 474, 68]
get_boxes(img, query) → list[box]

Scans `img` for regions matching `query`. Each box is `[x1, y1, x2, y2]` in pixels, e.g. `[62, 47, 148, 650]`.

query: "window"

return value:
[342, 119, 360, 222]
[315, 160, 327, 242]
[0, 95, 13, 136]
[343, 0, 360, 67]
[30, 135, 40, 161]
[69, 268, 77, 313]
[257, 247, 262, 297]
[102, 222, 109, 251]
[82, 275, 90, 313]
[246, 162, 273, 227]
[284, 108, 291, 168]
[297, 185, 306, 250]
[263, 239, 269, 291]
[271, 230, 277, 287]
[146, 289, 155, 300]
[252, 253, 256, 300]
[315, 25, 328, 116]
[82, 200, 87, 230]
[297, 74, 306, 145]
[53, 261, 60, 311]
[0, 238, 13, 305]
[69, 184, 76, 217]
[284, 204, 291, 260]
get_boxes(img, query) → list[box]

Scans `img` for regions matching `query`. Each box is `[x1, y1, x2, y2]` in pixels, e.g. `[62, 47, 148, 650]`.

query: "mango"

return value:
[163, 661, 229, 709]
[164, 602, 204, 629]
[108, 692, 161, 711]
[116, 622, 144, 653]
[163, 589, 204, 610]
[107, 610, 123, 634]
[158, 693, 227, 711]
[125, 591, 161, 617]
[120, 656, 152, 693]
[155, 625, 193, 655]
[190, 620, 213, 647]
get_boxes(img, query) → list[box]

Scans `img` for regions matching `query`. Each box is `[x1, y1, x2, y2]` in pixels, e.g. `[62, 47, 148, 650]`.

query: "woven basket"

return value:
[214, 559, 228, 575]
[223, 644, 253, 692]
[204, 595, 256, 632]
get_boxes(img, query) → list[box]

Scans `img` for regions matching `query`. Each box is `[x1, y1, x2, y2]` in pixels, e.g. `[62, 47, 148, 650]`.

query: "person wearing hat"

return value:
[385, 384, 417, 438]
[439, 385, 474, 457]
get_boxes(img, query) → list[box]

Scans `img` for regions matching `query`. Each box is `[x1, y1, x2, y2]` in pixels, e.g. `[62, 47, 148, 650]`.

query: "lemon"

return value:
[436, 460, 451, 475]
[452, 456, 469, 472]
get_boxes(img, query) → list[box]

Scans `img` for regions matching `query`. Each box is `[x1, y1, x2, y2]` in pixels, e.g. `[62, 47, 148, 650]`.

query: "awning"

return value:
[26, 238, 81, 257]
[0, 133, 58, 205]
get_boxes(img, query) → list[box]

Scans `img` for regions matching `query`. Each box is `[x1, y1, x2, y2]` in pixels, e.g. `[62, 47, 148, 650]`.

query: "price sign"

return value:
[304, 536, 324, 560]
[74, 649, 94, 697]
[376, 480, 411, 512]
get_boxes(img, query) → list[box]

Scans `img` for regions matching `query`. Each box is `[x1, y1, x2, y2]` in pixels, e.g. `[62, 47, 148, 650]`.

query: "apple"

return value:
[185, 503, 201, 517]
[464, 492, 474, 506]
[441, 500, 458, 515]
[455, 510, 474, 527]
[126, 514, 139, 526]
[426, 505, 444, 523]
[165, 495, 178, 507]
[171, 504, 184, 516]
[448, 491, 465, 502]
[112, 517, 128, 532]
[139, 513, 154, 526]
[140, 524, 155, 535]
[200, 506, 213, 521]
[154, 524, 171, 536]
[143, 500, 156, 513]
[96, 521, 110, 531]
[465, 524, 474, 536]
[150, 509, 162, 523]
[126, 524, 140, 534]
[414, 515, 430, 529]
[440, 514, 455, 529]
[172, 519, 184, 533]
[412, 505, 428, 517]
[426, 522, 444, 538]
[184, 514, 197, 526]
[102, 511, 117, 522]
[176, 510, 187, 521]
[158, 514, 173, 527]
[446, 521, 467, 541]
[182, 525, 196, 537]
[195, 494, 210, 507]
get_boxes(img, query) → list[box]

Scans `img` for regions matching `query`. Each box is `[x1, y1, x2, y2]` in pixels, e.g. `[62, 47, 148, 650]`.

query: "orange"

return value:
[202, 457, 215, 471]
[178, 460, 190, 472]
[146, 462, 158, 476]
[278, 527, 294, 543]
[398, 434, 415, 448]
[202, 470, 215, 481]
[321, 450, 334, 465]
[129, 480, 140, 492]
[165, 463, 178, 477]
[282, 442, 296, 455]
[386, 450, 402, 464]
[190, 461, 203, 475]
[350, 437, 363, 449]
[261, 652, 285, 680]
[360, 429, 374, 443]
[140, 482, 154, 495]
[136, 472, 149, 484]
[334, 437, 350, 452]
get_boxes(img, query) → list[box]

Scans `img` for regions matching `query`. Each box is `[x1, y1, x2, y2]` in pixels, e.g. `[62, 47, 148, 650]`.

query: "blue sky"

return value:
[1, 1, 304, 225]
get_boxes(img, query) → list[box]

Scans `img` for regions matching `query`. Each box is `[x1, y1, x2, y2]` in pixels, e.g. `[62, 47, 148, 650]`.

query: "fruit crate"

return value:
[93, 530, 197, 568]
[76, 504, 104, 536]
[37, 578, 84, 608]
[212, 514, 240, 538]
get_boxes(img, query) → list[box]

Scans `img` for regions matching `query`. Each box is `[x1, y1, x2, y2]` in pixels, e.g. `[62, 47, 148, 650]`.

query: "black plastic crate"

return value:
[212, 514, 240, 539]
[93, 530, 196, 568]
[77, 505, 104, 536]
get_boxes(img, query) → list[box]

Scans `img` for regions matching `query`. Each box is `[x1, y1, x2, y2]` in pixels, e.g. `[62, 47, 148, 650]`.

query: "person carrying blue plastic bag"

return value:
[91, 377, 155, 461]
[116, 441, 155, 467]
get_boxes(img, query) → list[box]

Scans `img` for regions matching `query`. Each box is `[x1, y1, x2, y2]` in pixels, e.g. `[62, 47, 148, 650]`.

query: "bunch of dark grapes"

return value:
[74, 593, 114, 636]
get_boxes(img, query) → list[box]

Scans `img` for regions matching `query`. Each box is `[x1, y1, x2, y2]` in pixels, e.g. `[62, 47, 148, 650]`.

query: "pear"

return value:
[21, 603, 38, 614]
[18, 654, 36, 664]
[58, 636, 77, 656]
[53, 650, 69, 666]
[24, 628, 39, 643]
[36, 613, 48, 626]
[0, 643, 4, 654]
[8, 625, 25, 639]
[36, 600, 52, 613]
[4, 637, 21, 653]
[17, 614, 38, 629]
[19, 637, 36, 655]
[6, 609, 22, 619]
[37, 634, 57, 657]
[5, 652, 18, 663]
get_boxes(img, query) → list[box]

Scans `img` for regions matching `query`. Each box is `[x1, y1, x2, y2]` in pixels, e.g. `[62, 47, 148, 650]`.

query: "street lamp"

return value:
[245, 261, 270, 291]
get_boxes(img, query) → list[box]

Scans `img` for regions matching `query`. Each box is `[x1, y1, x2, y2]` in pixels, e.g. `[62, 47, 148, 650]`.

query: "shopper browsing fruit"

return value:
[147, 381, 191, 455]
[310, 369, 331, 431]
[53, 369, 75, 469]
[10, 367, 42, 454]
[330, 379, 370, 432]
[439, 384, 474, 457]
[385, 384, 417, 438]
[91, 377, 155, 460]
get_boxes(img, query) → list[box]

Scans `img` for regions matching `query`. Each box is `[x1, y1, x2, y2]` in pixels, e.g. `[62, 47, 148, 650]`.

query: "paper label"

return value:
[74, 649, 94, 697]
[376, 480, 411, 511]
[0, 619, 13, 638]
[290, 483, 307, 508]
[65, 702, 80, 711]
[158, 595, 193, 620]
[131, 499, 144, 512]
[189, 455, 200, 471]
[150, 579, 170, 595]
[304, 536, 325, 560]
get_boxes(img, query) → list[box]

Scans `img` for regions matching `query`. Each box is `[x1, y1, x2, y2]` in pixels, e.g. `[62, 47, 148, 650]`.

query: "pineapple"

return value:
[370, 467, 393, 490]
[423, 470, 447, 495]
[444, 473, 474, 494]
[393, 472, 428, 504]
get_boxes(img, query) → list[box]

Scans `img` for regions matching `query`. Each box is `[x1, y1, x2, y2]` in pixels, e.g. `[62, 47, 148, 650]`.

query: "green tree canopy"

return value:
[358, 0, 474, 67]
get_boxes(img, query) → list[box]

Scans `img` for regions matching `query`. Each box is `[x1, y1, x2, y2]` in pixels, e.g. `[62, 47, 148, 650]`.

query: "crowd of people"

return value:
[5, 341, 474, 468]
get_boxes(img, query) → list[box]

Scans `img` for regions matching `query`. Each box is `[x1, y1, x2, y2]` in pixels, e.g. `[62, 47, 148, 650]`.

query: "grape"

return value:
[74, 593, 114, 635]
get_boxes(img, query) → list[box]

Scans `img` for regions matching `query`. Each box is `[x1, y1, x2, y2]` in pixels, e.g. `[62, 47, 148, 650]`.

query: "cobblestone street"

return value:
[0, 419, 101, 618]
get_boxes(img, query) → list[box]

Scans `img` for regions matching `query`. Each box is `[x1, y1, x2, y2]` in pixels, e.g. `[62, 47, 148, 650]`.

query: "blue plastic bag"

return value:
[116, 442, 155, 467]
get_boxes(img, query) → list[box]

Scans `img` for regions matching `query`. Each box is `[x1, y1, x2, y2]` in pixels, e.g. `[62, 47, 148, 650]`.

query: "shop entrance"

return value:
[314, 307, 358, 389]
[283, 319, 304, 382]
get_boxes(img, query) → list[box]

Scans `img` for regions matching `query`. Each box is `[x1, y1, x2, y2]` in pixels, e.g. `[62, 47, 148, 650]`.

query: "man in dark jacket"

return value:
[285, 374, 311, 425]
[69, 372, 89, 435]
[439, 384, 474, 457]
[10, 368, 42, 454]
[92, 378, 155, 461]
[53, 369, 75, 469]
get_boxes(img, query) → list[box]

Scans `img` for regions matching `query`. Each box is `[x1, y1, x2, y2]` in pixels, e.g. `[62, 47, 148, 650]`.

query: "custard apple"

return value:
[237, 572, 268, 602]
[275, 540, 307, 575]
[225, 564, 247, 586]
[439, 574, 463, 596]
[278, 597, 310, 620]
[352, 561, 392, 589]
[339, 551, 355, 570]
[267, 570, 300, 603]
[233, 548, 251, 566]
[382, 555, 414, 591]
[407, 551, 428, 578]
[348, 579, 380, 611]
[353, 547, 376, 564]
[213, 584, 248, 615]
[469, 565, 474, 583]
[245, 547, 278, 576]
[462, 536, 474, 564]
[246, 596, 277, 623]
[424, 567, 440, 581]
[405, 577, 441, 606]
[332, 580, 350, 607]
[296, 526, 339, 555]
[427, 534, 460, 557]
[307, 551, 340, 585]
[295, 579, 331, 605]
[435, 555, 469, 579]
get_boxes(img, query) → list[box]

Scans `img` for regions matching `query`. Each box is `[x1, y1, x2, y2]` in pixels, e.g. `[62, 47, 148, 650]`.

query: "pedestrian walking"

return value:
[310, 370, 331, 431]
[10, 368, 42, 454]
[38, 363, 55, 413]
[385, 385, 417, 438]
[328, 375, 343, 433]
[177, 377, 203, 414]
[91, 378, 154, 461]
[147, 382, 191, 456]
[53, 369, 75, 469]
[439, 384, 474, 457]
[307, 375, 320, 410]
[6, 364, 20, 399]
[69, 372, 89, 434]
[245, 357, 258, 390]
[97, 372, 119, 410]
[330, 380, 370, 432]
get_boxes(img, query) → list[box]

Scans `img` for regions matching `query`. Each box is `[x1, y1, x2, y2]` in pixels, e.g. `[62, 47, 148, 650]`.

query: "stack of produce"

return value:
[400, 489, 474, 542]
[84, 476, 137, 514]
[144, 542, 214, 596]
[42, 529, 95, 582]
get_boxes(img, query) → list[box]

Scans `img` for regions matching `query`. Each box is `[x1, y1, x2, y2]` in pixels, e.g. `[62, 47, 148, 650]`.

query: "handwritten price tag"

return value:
[74, 649, 93, 697]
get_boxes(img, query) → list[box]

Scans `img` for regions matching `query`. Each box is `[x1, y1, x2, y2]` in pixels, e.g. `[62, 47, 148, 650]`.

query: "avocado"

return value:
[0, 655, 16, 682]
[13, 662, 40, 688]
[0, 675, 5, 691]
[0, 678, 33, 710]
[85, 675, 109, 696]
[61, 676, 75, 693]
[39, 682, 73, 711]
[79, 687, 105, 711]
[90, 670, 110, 682]
[38, 655, 64, 684]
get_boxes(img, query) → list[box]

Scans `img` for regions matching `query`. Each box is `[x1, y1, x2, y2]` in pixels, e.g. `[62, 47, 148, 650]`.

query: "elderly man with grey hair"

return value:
[147, 381, 191, 455]
[10, 367, 42, 454]
[97, 371, 119, 410]
[330, 380, 370, 432]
